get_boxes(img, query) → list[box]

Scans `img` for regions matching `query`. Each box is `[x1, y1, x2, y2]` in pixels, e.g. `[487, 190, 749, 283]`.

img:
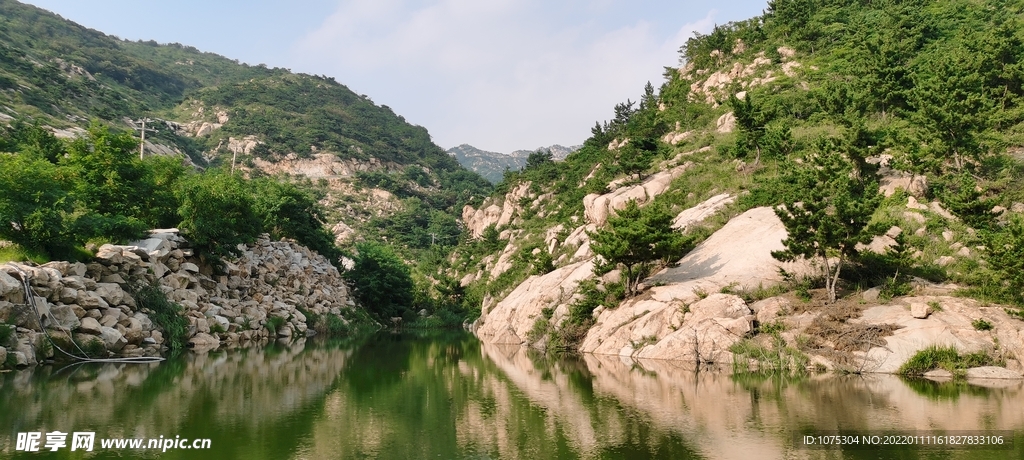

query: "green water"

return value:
[1, 332, 1021, 459]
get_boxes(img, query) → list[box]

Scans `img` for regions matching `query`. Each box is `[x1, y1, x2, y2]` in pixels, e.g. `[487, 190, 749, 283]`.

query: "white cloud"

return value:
[291, 1, 717, 152]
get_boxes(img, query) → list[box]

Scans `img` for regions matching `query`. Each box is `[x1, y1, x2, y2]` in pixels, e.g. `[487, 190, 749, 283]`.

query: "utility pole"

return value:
[130, 118, 158, 159]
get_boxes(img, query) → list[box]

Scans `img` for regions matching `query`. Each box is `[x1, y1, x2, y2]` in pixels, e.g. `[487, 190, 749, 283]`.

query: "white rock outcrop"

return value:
[475, 261, 595, 345]
[583, 163, 692, 226]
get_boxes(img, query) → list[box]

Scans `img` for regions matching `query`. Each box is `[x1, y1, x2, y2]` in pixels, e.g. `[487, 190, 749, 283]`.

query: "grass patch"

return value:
[897, 345, 999, 377]
[0, 244, 50, 264]
[737, 283, 789, 303]
[209, 322, 226, 335]
[730, 335, 809, 374]
[757, 320, 787, 335]
[266, 316, 286, 336]
[0, 323, 15, 347]
[134, 285, 189, 352]
[971, 318, 993, 331]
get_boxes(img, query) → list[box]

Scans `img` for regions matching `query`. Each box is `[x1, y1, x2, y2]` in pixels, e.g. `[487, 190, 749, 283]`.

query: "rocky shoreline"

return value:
[0, 229, 364, 368]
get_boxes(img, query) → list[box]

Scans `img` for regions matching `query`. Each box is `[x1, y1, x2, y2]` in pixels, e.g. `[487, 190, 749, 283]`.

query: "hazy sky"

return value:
[23, 0, 769, 152]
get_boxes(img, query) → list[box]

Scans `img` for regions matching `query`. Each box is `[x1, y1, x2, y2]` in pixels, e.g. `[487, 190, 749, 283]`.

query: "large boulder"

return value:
[94, 283, 126, 306]
[47, 304, 81, 330]
[0, 270, 23, 300]
[188, 333, 220, 351]
[78, 317, 103, 335]
[99, 327, 127, 352]
[687, 294, 751, 323]
[475, 261, 595, 344]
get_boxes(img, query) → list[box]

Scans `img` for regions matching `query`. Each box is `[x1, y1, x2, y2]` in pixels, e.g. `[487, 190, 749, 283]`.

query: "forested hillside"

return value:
[0, 0, 494, 325]
[448, 0, 1024, 349]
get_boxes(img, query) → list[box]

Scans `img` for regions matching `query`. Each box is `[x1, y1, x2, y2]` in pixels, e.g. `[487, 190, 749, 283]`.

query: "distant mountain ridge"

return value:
[447, 143, 581, 183]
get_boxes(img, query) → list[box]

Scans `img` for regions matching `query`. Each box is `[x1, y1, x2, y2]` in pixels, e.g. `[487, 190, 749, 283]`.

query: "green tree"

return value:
[617, 138, 656, 180]
[0, 119, 66, 163]
[524, 149, 553, 170]
[176, 171, 262, 257]
[251, 178, 341, 263]
[61, 124, 150, 242]
[345, 242, 414, 319]
[730, 94, 791, 166]
[772, 141, 882, 303]
[910, 45, 994, 172]
[588, 200, 687, 297]
[984, 214, 1024, 307]
[0, 153, 77, 257]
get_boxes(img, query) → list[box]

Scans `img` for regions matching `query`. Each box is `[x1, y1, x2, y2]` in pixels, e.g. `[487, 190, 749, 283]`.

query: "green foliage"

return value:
[730, 335, 809, 374]
[589, 200, 689, 296]
[251, 178, 340, 262]
[772, 140, 882, 303]
[176, 171, 262, 257]
[972, 318, 994, 331]
[266, 316, 286, 336]
[616, 139, 655, 180]
[524, 149, 553, 170]
[345, 242, 415, 319]
[879, 274, 913, 301]
[0, 152, 77, 257]
[758, 321, 787, 336]
[369, 198, 462, 250]
[134, 285, 189, 352]
[730, 94, 793, 164]
[983, 214, 1024, 306]
[898, 345, 997, 377]
[0, 323, 14, 348]
[479, 224, 504, 253]
[930, 172, 997, 231]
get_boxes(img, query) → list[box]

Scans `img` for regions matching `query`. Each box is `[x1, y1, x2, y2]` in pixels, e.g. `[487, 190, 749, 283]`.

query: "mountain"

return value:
[509, 144, 579, 161]
[0, 0, 491, 249]
[447, 143, 580, 183]
[450, 0, 1024, 371]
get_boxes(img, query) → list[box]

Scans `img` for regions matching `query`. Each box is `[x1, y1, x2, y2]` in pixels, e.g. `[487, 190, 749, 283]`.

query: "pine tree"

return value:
[589, 200, 687, 297]
[771, 140, 881, 303]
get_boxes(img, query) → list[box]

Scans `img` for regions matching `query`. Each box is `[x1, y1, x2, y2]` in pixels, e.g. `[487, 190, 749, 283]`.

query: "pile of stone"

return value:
[0, 229, 357, 367]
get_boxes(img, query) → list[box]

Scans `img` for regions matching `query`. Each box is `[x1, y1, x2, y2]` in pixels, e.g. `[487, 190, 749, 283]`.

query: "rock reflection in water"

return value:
[2, 333, 1021, 459]
[1, 338, 354, 459]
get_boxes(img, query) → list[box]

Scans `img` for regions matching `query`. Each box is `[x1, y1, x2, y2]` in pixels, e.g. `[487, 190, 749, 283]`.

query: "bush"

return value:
[266, 316, 286, 336]
[971, 318, 993, 331]
[0, 153, 78, 258]
[344, 242, 414, 319]
[983, 215, 1024, 306]
[251, 178, 341, 263]
[897, 345, 997, 376]
[176, 171, 262, 257]
[134, 285, 189, 352]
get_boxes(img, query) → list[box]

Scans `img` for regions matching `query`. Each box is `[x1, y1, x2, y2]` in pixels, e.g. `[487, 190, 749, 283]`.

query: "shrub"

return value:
[0, 323, 15, 347]
[176, 171, 262, 257]
[134, 285, 189, 352]
[344, 242, 414, 319]
[730, 335, 808, 374]
[266, 316, 286, 336]
[971, 318, 993, 331]
[897, 346, 997, 376]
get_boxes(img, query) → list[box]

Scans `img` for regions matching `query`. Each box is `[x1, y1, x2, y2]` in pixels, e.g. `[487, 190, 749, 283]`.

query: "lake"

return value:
[1, 332, 1021, 459]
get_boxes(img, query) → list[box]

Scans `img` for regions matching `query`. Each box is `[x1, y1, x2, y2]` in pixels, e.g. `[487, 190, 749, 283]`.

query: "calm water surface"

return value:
[1, 332, 1021, 459]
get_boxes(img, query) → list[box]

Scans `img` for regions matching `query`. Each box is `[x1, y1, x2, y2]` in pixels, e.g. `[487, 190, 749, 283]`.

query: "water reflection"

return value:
[1, 333, 1021, 459]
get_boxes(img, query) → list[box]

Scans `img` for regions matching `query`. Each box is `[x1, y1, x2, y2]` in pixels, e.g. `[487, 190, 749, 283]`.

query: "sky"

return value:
[23, 0, 770, 152]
